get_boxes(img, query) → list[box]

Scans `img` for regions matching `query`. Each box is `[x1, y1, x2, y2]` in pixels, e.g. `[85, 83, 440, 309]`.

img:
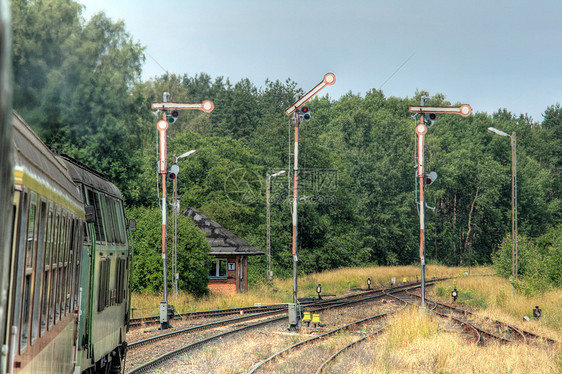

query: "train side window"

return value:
[31, 200, 47, 344]
[72, 219, 83, 310]
[98, 258, 110, 312]
[20, 191, 37, 353]
[5, 198, 17, 348]
[11, 189, 29, 356]
[41, 208, 53, 335]
[58, 215, 70, 319]
[115, 258, 121, 304]
[114, 199, 126, 244]
[87, 188, 105, 243]
[101, 195, 115, 244]
[48, 209, 60, 328]
[62, 216, 70, 316]
[53, 215, 65, 324]
[12, 190, 27, 354]
[112, 198, 124, 244]
[65, 218, 78, 314]
[110, 198, 121, 244]
[64, 218, 72, 315]
[115, 257, 126, 304]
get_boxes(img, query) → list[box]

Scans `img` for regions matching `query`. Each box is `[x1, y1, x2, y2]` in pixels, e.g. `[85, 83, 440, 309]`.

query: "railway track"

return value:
[124, 282, 433, 373]
[128, 303, 289, 328]
[127, 278, 448, 329]
[125, 278, 559, 373]
[403, 291, 559, 347]
[248, 312, 392, 373]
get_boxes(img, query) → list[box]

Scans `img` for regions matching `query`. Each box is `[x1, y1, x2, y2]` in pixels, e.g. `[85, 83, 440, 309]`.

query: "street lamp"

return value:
[487, 127, 517, 279]
[172, 150, 196, 296]
[266, 170, 286, 281]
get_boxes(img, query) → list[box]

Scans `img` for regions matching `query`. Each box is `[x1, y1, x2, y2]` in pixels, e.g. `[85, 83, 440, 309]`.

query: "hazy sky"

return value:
[79, 0, 562, 122]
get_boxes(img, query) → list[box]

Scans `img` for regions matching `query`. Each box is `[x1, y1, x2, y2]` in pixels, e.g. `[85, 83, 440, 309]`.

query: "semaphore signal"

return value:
[152, 94, 214, 330]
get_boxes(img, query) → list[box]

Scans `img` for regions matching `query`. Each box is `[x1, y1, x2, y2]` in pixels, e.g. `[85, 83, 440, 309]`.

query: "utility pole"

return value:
[171, 150, 196, 296]
[511, 132, 517, 278]
[152, 97, 213, 330]
[284, 73, 335, 329]
[172, 161, 178, 295]
[487, 127, 517, 279]
[409, 103, 471, 309]
[266, 170, 285, 281]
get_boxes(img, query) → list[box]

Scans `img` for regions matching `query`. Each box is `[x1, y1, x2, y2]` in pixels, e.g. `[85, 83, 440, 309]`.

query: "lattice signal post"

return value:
[285, 73, 335, 329]
[152, 99, 214, 329]
[408, 104, 471, 308]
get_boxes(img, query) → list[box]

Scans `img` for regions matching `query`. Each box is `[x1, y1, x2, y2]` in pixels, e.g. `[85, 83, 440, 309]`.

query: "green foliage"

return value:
[493, 229, 562, 294]
[10, 0, 562, 292]
[457, 289, 488, 309]
[127, 206, 211, 296]
[11, 0, 147, 204]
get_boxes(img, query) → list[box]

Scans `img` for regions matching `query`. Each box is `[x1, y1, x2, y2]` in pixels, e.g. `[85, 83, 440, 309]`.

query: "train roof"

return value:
[56, 153, 123, 201]
[12, 111, 83, 214]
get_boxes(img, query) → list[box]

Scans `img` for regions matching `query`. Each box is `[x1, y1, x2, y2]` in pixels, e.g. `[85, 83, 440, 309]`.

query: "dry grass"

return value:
[150, 302, 560, 373]
[269, 265, 494, 301]
[430, 276, 562, 340]
[130, 265, 492, 316]
[332, 308, 561, 374]
[130, 291, 283, 317]
[130, 266, 496, 316]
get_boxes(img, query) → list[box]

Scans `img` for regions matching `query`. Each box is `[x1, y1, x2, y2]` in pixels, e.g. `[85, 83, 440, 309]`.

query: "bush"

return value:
[127, 206, 212, 296]
[493, 228, 562, 295]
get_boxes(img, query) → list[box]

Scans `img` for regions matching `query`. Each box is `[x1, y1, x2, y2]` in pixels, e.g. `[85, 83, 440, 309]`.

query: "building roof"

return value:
[183, 208, 265, 256]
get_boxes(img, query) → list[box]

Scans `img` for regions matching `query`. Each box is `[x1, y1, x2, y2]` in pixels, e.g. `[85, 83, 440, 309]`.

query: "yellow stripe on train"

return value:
[13, 166, 84, 217]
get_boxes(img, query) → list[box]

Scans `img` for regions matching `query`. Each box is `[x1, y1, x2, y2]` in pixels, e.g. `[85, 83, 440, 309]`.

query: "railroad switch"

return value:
[316, 284, 322, 300]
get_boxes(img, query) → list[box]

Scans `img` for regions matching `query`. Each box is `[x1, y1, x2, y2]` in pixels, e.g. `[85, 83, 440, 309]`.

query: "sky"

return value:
[79, 0, 562, 122]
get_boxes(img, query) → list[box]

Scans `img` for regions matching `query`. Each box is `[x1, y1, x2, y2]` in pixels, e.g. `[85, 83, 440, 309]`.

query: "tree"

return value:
[127, 206, 211, 296]
[11, 0, 147, 204]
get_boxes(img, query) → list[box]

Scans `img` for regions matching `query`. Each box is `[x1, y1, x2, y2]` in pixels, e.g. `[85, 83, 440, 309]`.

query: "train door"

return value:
[1, 191, 17, 374]
[5, 188, 24, 372]
[0, 0, 12, 370]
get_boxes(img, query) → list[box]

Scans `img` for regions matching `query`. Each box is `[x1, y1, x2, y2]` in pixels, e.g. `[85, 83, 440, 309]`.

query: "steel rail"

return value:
[409, 293, 558, 347]
[315, 325, 388, 374]
[129, 304, 289, 328]
[128, 308, 286, 350]
[125, 315, 286, 374]
[125, 280, 445, 373]
[247, 312, 390, 374]
[314, 291, 411, 374]
[385, 291, 484, 345]
[128, 278, 447, 327]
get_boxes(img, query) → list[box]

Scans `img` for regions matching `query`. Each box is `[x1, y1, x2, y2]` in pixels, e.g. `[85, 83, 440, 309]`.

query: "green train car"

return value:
[58, 154, 131, 374]
[0, 0, 12, 371]
[2, 112, 132, 374]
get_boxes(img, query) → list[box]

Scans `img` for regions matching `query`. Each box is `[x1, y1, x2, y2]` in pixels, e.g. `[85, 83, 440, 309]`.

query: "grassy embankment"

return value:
[131, 265, 487, 316]
[132, 265, 561, 372]
[337, 306, 561, 373]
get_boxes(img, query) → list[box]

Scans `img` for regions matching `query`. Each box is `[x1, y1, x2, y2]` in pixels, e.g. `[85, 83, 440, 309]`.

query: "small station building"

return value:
[183, 208, 265, 294]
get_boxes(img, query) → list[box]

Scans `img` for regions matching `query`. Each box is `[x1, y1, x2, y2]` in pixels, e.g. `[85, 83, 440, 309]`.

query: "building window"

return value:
[209, 259, 227, 278]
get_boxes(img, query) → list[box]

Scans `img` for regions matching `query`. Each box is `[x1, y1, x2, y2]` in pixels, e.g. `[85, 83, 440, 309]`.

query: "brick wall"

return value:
[208, 282, 236, 295]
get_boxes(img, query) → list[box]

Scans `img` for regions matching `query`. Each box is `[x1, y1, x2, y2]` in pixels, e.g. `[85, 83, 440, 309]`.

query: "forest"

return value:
[10, 0, 562, 295]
